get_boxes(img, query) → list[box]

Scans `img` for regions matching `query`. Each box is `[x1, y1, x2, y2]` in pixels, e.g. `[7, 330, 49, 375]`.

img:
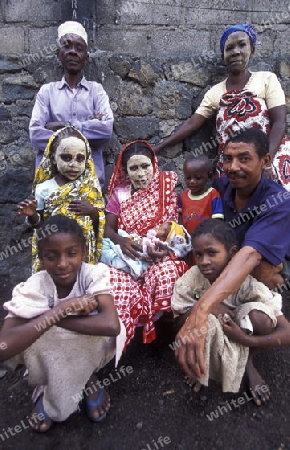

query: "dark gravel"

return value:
[1, 292, 290, 450]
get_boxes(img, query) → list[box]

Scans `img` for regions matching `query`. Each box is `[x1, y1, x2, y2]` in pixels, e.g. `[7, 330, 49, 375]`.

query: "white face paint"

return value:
[54, 137, 86, 181]
[126, 155, 154, 190]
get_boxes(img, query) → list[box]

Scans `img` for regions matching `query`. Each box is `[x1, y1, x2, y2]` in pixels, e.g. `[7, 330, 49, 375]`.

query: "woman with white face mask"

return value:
[103, 140, 189, 348]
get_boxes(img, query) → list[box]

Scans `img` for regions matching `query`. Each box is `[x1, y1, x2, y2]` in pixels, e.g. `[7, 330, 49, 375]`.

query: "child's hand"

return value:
[17, 198, 37, 216]
[222, 316, 251, 346]
[68, 200, 95, 216]
[211, 304, 235, 323]
[64, 294, 99, 316]
[78, 294, 99, 315]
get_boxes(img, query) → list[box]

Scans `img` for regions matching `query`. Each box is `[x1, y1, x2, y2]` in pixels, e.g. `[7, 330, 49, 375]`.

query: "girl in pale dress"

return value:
[0, 215, 125, 432]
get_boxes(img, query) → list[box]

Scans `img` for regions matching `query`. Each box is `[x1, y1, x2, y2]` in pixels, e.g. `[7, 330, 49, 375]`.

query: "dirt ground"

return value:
[1, 292, 290, 450]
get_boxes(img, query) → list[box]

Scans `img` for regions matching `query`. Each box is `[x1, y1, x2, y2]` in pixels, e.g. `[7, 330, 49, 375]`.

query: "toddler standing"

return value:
[179, 154, 224, 235]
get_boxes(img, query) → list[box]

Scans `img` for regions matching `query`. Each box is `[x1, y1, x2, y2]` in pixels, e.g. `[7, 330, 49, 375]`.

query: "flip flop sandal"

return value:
[85, 386, 108, 422]
[30, 395, 53, 432]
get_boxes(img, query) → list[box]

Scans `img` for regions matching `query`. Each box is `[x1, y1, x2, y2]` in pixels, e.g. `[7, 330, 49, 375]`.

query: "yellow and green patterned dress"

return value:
[31, 126, 105, 272]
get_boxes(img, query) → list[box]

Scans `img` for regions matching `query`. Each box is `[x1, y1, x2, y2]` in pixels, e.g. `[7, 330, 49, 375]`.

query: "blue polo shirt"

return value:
[214, 177, 290, 266]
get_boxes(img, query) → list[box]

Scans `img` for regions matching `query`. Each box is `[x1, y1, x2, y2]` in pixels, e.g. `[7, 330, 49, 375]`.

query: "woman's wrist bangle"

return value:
[25, 213, 41, 227]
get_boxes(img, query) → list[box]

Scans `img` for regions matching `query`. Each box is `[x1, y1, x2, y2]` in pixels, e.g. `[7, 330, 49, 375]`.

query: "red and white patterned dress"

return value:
[105, 141, 188, 347]
[216, 89, 290, 189]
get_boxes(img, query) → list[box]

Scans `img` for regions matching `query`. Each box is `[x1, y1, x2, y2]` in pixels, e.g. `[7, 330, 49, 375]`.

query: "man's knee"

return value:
[251, 261, 284, 290]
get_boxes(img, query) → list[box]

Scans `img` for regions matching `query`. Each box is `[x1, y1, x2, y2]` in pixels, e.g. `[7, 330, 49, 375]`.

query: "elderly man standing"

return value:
[29, 21, 113, 187]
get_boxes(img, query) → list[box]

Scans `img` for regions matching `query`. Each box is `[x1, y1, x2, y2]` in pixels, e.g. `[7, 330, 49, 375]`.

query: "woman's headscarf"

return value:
[33, 126, 97, 189]
[32, 126, 105, 271]
[220, 24, 257, 54]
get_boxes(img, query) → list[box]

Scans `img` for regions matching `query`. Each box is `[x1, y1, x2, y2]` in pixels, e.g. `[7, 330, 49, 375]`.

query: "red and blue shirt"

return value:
[180, 187, 224, 235]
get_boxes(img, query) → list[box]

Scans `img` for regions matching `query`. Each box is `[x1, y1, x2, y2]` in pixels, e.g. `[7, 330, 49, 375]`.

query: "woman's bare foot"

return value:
[184, 375, 202, 393]
[245, 360, 270, 406]
[84, 373, 110, 422]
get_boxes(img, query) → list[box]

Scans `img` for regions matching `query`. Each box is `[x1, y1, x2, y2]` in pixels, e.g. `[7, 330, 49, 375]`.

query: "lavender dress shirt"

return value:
[29, 76, 114, 186]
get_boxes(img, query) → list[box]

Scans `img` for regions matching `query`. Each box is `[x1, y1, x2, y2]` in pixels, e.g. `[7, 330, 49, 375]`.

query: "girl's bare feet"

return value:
[185, 375, 202, 393]
[245, 358, 270, 406]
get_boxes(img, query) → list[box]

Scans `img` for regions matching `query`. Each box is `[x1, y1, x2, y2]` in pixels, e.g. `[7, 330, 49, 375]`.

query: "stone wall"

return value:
[1, 0, 290, 299]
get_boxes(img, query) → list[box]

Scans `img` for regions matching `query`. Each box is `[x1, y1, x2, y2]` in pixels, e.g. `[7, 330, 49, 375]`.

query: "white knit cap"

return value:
[57, 21, 88, 45]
